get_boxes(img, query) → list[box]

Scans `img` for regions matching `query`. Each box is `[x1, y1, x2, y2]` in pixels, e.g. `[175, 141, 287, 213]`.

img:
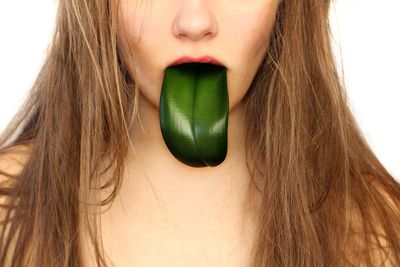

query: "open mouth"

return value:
[168, 56, 225, 68]
[160, 60, 229, 168]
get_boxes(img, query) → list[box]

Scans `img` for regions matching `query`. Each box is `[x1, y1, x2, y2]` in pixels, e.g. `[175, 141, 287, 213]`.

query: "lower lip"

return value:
[172, 56, 223, 66]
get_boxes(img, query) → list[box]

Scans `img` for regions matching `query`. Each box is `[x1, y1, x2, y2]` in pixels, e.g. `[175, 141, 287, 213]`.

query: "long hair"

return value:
[1, 0, 399, 266]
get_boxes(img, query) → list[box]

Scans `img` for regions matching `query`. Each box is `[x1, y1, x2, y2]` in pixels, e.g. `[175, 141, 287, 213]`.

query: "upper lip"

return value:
[168, 55, 225, 67]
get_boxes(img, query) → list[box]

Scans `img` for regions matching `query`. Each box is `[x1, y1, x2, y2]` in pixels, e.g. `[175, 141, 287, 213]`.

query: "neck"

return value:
[112, 91, 261, 229]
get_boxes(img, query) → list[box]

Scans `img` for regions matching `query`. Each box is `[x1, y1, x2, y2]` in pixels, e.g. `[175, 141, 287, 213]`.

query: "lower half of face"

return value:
[117, 0, 280, 112]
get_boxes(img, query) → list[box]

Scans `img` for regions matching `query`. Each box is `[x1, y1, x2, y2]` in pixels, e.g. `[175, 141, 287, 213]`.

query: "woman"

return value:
[1, 0, 399, 266]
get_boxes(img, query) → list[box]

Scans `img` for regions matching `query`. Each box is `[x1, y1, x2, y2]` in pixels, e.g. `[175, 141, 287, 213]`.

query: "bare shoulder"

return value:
[348, 174, 400, 266]
[0, 143, 34, 265]
[0, 142, 34, 203]
[370, 175, 400, 265]
[372, 180, 400, 266]
[0, 143, 33, 181]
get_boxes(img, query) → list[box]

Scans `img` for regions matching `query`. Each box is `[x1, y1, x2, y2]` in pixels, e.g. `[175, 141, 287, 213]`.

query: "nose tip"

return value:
[172, 3, 217, 41]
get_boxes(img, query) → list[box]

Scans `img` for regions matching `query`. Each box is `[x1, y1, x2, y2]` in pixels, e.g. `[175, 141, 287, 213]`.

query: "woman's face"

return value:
[116, 0, 280, 111]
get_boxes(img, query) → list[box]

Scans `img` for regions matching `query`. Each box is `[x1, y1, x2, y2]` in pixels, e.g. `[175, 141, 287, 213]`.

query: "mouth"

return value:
[160, 56, 229, 168]
[168, 55, 226, 68]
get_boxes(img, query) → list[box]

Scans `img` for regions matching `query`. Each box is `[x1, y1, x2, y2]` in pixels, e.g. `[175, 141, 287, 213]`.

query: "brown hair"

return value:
[1, 0, 399, 266]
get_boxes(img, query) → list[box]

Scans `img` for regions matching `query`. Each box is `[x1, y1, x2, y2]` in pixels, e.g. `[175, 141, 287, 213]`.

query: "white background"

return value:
[0, 1, 399, 181]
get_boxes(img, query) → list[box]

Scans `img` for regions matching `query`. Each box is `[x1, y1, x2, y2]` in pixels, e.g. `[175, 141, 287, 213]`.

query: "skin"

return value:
[81, 1, 280, 266]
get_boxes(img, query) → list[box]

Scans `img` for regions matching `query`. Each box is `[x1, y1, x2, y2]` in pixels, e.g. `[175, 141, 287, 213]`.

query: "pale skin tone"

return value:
[0, 1, 395, 266]
[80, 0, 281, 266]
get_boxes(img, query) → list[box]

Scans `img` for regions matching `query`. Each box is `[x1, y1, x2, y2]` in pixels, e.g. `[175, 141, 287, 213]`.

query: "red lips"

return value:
[169, 56, 225, 67]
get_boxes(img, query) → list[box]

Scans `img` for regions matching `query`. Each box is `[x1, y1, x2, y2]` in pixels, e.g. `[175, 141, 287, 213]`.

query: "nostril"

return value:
[204, 32, 213, 38]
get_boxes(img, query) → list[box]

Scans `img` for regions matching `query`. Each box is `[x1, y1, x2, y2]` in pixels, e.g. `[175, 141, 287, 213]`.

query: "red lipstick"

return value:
[169, 56, 225, 67]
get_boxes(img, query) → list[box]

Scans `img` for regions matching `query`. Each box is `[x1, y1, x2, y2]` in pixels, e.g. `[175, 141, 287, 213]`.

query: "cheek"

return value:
[117, 4, 164, 106]
[225, 1, 277, 61]
[224, 3, 278, 107]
